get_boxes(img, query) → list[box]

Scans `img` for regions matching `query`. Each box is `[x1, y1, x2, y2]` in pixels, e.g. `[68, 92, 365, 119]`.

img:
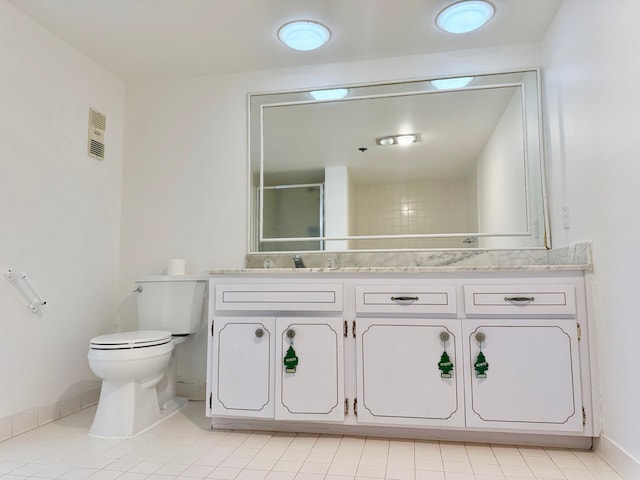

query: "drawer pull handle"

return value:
[504, 296, 535, 303]
[390, 296, 419, 303]
[255, 328, 264, 338]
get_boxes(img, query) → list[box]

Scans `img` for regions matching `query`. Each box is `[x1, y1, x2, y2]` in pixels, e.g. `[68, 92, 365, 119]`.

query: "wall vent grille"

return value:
[88, 108, 106, 160]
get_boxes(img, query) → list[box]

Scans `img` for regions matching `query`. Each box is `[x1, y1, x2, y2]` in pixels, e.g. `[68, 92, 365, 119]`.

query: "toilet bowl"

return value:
[87, 275, 207, 438]
[88, 330, 173, 437]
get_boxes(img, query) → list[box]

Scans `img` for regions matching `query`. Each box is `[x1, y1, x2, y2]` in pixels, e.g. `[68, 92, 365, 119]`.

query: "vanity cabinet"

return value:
[354, 283, 464, 427]
[211, 317, 274, 418]
[274, 317, 344, 421]
[210, 283, 344, 422]
[462, 284, 583, 432]
[462, 319, 582, 432]
[356, 317, 464, 427]
[207, 271, 596, 444]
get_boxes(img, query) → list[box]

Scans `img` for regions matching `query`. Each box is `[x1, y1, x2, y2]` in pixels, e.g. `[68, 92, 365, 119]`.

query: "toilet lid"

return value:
[90, 330, 172, 350]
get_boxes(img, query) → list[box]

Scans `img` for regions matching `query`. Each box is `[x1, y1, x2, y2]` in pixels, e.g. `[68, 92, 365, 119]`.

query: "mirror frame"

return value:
[248, 69, 550, 253]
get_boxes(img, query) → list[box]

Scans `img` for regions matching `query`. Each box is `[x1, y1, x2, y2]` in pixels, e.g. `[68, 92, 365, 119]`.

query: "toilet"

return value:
[87, 275, 207, 438]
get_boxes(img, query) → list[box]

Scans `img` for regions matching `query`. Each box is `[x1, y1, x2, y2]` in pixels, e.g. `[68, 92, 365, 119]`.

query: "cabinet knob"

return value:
[286, 329, 296, 339]
[439, 331, 450, 342]
[255, 328, 264, 338]
[475, 332, 486, 343]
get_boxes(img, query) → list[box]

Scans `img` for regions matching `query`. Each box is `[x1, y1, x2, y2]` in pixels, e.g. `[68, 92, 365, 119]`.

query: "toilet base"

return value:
[89, 379, 187, 438]
[157, 349, 184, 411]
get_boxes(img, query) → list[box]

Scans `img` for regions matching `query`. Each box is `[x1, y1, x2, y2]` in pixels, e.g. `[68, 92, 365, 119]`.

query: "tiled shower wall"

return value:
[352, 178, 476, 249]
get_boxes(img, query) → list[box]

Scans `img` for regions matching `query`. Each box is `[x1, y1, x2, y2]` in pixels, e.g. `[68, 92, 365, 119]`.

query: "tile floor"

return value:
[0, 402, 623, 480]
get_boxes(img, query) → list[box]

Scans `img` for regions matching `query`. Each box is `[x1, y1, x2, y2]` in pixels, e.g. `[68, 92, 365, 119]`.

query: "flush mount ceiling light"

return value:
[376, 134, 419, 146]
[436, 1, 495, 34]
[430, 76, 475, 89]
[278, 20, 331, 51]
[309, 88, 349, 100]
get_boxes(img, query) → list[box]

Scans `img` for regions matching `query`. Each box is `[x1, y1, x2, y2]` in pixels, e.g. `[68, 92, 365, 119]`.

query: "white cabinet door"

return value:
[463, 319, 583, 432]
[356, 318, 464, 427]
[211, 317, 274, 418]
[275, 317, 344, 422]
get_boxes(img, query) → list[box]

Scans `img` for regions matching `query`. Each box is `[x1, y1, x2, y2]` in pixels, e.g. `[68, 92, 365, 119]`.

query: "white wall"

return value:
[0, 0, 124, 428]
[119, 43, 542, 385]
[542, 0, 640, 476]
[477, 90, 528, 248]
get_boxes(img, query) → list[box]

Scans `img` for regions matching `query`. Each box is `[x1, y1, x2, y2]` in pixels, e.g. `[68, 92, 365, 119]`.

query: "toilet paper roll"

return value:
[167, 259, 186, 276]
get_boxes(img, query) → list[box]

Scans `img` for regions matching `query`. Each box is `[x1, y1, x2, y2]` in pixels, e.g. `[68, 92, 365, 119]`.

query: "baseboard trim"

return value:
[594, 435, 640, 480]
[0, 385, 100, 442]
[211, 417, 594, 449]
[176, 381, 206, 401]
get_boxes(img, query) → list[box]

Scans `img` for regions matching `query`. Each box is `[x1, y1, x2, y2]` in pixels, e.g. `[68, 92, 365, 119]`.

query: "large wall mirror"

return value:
[249, 70, 549, 252]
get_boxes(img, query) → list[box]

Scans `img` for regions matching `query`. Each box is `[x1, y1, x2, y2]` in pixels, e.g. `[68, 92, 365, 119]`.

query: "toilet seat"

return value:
[90, 330, 172, 350]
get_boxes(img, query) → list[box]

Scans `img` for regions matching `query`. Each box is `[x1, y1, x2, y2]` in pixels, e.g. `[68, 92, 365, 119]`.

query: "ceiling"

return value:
[263, 86, 518, 183]
[8, 0, 563, 82]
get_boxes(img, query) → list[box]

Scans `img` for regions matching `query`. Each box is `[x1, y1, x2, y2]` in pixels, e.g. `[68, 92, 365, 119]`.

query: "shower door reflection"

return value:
[260, 183, 324, 252]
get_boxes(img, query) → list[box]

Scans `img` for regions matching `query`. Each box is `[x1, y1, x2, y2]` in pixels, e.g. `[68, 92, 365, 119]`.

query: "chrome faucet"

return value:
[292, 255, 306, 268]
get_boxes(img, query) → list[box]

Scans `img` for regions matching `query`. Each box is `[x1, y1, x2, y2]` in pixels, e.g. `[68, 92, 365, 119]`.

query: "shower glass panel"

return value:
[259, 183, 323, 252]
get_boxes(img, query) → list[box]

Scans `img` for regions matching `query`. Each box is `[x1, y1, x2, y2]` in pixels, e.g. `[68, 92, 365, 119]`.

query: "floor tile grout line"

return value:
[0, 403, 626, 480]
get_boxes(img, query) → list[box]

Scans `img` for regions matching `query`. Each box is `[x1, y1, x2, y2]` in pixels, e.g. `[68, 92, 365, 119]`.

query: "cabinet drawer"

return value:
[215, 284, 343, 312]
[464, 284, 576, 316]
[355, 285, 456, 315]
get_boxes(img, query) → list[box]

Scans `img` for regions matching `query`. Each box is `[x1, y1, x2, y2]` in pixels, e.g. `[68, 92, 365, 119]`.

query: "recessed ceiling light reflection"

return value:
[376, 134, 419, 146]
[308, 88, 349, 100]
[396, 135, 417, 146]
[430, 76, 475, 89]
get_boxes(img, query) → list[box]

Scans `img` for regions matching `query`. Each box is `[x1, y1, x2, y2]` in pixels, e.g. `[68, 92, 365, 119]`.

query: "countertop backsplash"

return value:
[235, 242, 592, 273]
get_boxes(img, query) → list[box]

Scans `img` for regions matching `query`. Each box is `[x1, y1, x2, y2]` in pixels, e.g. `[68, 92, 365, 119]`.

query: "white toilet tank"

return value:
[135, 275, 207, 335]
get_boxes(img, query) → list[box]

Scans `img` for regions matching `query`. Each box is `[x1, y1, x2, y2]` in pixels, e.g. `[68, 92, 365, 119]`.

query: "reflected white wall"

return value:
[325, 166, 350, 250]
[477, 90, 527, 248]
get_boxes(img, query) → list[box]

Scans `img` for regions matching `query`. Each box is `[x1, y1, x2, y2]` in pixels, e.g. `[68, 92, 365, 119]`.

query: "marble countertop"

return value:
[209, 264, 591, 274]
[210, 243, 592, 274]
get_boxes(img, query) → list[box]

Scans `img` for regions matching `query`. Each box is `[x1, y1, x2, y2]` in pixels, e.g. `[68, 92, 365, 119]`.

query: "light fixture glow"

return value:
[436, 1, 495, 34]
[396, 135, 417, 146]
[309, 88, 349, 100]
[278, 20, 331, 51]
[376, 134, 418, 146]
[430, 76, 475, 89]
